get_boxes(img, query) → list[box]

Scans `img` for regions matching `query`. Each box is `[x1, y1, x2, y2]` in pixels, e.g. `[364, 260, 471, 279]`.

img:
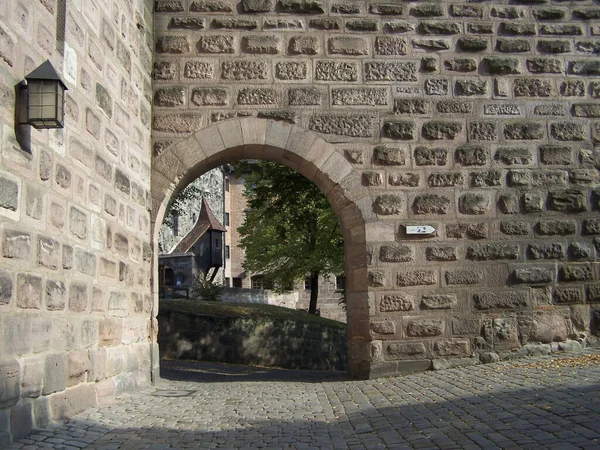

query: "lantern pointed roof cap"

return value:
[25, 60, 67, 88]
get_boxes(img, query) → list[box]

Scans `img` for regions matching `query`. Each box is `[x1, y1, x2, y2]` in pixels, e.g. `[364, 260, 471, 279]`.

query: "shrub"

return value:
[189, 273, 224, 302]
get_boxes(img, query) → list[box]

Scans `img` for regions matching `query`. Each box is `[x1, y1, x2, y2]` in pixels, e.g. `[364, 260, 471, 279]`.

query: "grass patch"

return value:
[159, 299, 346, 329]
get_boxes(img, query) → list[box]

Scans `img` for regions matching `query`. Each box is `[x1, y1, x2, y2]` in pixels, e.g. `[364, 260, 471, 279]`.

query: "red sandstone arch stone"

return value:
[150, 118, 373, 378]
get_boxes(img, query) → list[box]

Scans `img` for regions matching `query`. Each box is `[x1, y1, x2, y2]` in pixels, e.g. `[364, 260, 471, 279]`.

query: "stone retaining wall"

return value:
[158, 308, 348, 371]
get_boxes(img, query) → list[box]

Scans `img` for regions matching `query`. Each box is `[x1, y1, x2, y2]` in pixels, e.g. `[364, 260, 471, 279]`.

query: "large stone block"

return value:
[332, 88, 387, 106]
[380, 244, 414, 262]
[407, 319, 444, 337]
[474, 291, 529, 309]
[309, 115, 373, 137]
[397, 270, 437, 287]
[421, 294, 457, 309]
[16, 273, 43, 309]
[191, 87, 229, 107]
[43, 353, 67, 395]
[467, 244, 519, 261]
[20, 356, 43, 398]
[0, 357, 19, 408]
[364, 61, 417, 82]
[221, 61, 268, 80]
[373, 195, 403, 215]
[421, 121, 462, 140]
[2, 230, 30, 259]
[315, 61, 357, 81]
[380, 294, 415, 312]
[412, 194, 451, 215]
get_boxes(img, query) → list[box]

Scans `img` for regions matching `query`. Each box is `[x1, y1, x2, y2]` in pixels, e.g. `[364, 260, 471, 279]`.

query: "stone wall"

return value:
[158, 303, 348, 371]
[0, 0, 153, 443]
[152, 0, 600, 379]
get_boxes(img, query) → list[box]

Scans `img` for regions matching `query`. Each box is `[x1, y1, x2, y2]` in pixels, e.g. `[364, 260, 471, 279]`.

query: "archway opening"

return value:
[150, 119, 372, 379]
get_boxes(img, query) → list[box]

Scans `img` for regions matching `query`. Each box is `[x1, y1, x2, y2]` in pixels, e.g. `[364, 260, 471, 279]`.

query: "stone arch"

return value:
[150, 118, 373, 378]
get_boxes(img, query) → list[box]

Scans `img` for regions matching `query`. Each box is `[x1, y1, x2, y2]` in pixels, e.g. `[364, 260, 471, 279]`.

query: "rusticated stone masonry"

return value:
[153, 0, 600, 380]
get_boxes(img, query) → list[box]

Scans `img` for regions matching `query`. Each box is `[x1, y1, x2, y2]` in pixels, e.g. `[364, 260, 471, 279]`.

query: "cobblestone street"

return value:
[9, 350, 600, 449]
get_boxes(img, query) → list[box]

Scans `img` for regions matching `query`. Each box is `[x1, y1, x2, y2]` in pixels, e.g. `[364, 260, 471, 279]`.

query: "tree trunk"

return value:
[309, 272, 319, 315]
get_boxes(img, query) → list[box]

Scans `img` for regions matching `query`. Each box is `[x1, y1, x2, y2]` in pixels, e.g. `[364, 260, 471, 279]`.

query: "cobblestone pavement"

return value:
[10, 350, 600, 449]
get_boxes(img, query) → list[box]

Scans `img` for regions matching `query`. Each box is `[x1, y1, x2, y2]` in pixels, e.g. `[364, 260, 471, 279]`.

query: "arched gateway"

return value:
[150, 118, 372, 378]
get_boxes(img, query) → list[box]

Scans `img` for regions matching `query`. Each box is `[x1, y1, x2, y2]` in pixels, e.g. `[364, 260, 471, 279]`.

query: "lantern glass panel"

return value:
[27, 80, 64, 129]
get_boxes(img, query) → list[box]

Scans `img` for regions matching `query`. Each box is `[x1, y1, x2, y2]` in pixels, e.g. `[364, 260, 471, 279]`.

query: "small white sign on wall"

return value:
[406, 225, 436, 235]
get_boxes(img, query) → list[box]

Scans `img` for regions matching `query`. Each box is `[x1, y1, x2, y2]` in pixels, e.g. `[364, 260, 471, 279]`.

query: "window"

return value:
[225, 277, 230, 287]
[252, 276, 273, 290]
[172, 214, 179, 236]
[225, 212, 230, 226]
[335, 275, 345, 291]
[225, 245, 230, 259]
[232, 277, 242, 288]
[225, 178, 230, 192]
[304, 276, 311, 290]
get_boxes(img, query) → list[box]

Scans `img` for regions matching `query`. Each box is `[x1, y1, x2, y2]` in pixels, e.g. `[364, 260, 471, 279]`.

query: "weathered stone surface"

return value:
[433, 341, 471, 358]
[384, 21, 415, 34]
[383, 121, 415, 140]
[0, 357, 20, 408]
[419, 22, 460, 35]
[315, 61, 357, 81]
[155, 0, 185, 11]
[373, 146, 405, 165]
[309, 115, 372, 137]
[561, 265, 593, 282]
[445, 270, 482, 285]
[197, 35, 235, 54]
[154, 87, 185, 107]
[444, 58, 477, 72]
[241, 0, 272, 12]
[221, 61, 267, 80]
[467, 244, 519, 261]
[528, 243, 565, 260]
[531, 170, 568, 187]
[501, 221, 529, 235]
[534, 104, 565, 116]
[156, 35, 191, 54]
[455, 146, 487, 166]
[514, 79, 554, 97]
[43, 353, 67, 395]
[288, 88, 321, 105]
[385, 342, 427, 360]
[373, 195, 403, 215]
[554, 287, 582, 304]
[539, 145, 573, 165]
[153, 113, 203, 133]
[436, 100, 472, 114]
[364, 61, 417, 82]
[238, 88, 279, 105]
[457, 36, 488, 52]
[410, 4, 444, 17]
[514, 267, 553, 284]
[415, 147, 447, 166]
[500, 23, 536, 36]
[371, 320, 395, 335]
[397, 270, 437, 287]
[242, 35, 280, 54]
[469, 122, 498, 141]
[428, 173, 463, 188]
[308, 19, 340, 30]
[474, 291, 529, 310]
[559, 80, 584, 98]
[407, 319, 444, 337]
[522, 191, 545, 212]
[412, 194, 450, 215]
[425, 246, 457, 261]
[380, 294, 414, 312]
[471, 171, 501, 188]
[548, 190, 587, 212]
[527, 58, 563, 74]
[496, 39, 531, 53]
[389, 173, 420, 187]
[380, 245, 414, 262]
[345, 19, 378, 32]
[421, 294, 457, 310]
[495, 148, 532, 165]
[504, 122, 545, 140]
[499, 195, 520, 215]
[583, 219, 600, 235]
[569, 60, 600, 76]
[541, 24, 582, 36]
[362, 171, 382, 188]
[278, 0, 325, 14]
[455, 79, 487, 96]
[393, 99, 428, 115]
[422, 121, 462, 140]
[276, 62, 307, 81]
[459, 194, 491, 215]
[550, 122, 586, 141]
[288, 36, 319, 55]
[537, 220, 576, 236]
[333, 88, 387, 106]
[3, 230, 31, 259]
[412, 39, 450, 51]
[533, 7, 566, 21]
[170, 17, 206, 30]
[424, 78, 449, 96]
[375, 36, 407, 55]
[451, 5, 482, 18]
[191, 88, 228, 106]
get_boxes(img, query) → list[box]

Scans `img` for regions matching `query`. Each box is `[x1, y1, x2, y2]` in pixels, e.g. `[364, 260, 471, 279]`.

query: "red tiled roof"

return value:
[171, 197, 226, 254]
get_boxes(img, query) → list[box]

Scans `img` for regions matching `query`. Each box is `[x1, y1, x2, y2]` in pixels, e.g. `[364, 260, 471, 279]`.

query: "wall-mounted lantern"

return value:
[18, 60, 68, 129]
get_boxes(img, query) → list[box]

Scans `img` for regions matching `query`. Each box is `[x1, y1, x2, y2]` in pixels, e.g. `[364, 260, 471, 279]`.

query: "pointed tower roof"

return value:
[172, 197, 226, 254]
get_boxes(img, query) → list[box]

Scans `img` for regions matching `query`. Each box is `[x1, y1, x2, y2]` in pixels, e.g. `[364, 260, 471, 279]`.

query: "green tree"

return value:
[236, 161, 344, 314]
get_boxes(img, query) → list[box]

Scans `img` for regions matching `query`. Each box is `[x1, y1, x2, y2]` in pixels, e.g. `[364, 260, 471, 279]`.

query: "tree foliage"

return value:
[236, 161, 344, 314]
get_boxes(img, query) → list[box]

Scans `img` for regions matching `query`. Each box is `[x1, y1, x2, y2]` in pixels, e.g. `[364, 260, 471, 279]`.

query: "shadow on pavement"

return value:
[159, 359, 349, 383]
